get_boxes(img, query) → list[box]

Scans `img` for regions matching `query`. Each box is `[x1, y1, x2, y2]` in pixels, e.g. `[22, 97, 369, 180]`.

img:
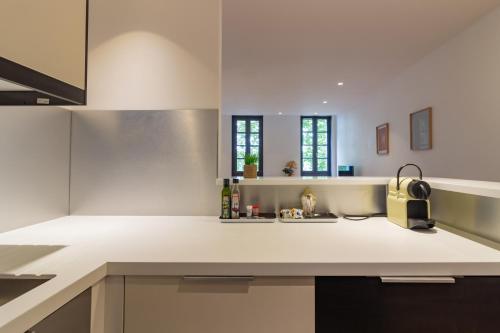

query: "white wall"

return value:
[81, 0, 220, 110]
[0, 107, 70, 233]
[220, 115, 336, 177]
[337, 7, 500, 181]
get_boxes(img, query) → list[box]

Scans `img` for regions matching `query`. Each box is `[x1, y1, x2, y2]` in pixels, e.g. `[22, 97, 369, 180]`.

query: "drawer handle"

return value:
[183, 276, 255, 282]
[380, 277, 456, 284]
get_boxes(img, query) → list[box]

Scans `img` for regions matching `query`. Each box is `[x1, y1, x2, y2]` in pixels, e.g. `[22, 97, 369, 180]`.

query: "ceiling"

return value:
[222, 0, 500, 115]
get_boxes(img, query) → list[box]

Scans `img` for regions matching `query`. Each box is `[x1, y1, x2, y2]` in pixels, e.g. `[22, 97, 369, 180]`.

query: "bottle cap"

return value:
[233, 178, 239, 184]
[223, 178, 230, 186]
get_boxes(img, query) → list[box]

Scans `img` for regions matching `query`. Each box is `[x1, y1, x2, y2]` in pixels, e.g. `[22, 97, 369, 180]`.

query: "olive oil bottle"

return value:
[221, 178, 231, 219]
[231, 178, 240, 219]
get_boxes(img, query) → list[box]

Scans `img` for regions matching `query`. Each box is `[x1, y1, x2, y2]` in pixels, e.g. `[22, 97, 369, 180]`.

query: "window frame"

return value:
[232, 115, 264, 177]
[300, 116, 332, 176]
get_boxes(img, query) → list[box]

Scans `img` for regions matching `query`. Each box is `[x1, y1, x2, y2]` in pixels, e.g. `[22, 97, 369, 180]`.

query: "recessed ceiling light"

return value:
[322, 101, 328, 104]
[314, 112, 319, 115]
[338, 82, 344, 86]
[278, 112, 283, 115]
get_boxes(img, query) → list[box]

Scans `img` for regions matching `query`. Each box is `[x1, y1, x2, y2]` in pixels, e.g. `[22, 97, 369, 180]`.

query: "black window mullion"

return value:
[312, 117, 318, 173]
[327, 116, 331, 175]
[232, 117, 237, 176]
[245, 119, 251, 156]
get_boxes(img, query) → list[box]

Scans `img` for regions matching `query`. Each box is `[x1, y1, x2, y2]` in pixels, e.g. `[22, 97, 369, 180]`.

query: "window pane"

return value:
[302, 159, 313, 171]
[256, 161, 260, 172]
[237, 120, 246, 133]
[250, 134, 260, 146]
[237, 159, 245, 172]
[237, 145, 246, 158]
[317, 159, 328, 172]
[302, 145, 313, 158]
[317, 119, 328, 132]
[250, 121, 260, 133]
[317, 132, 328, 145]
[250, 146, 259, 156]
[302, 118, 313, 132]
[237, 133, 246, 145]
[317, 146, 328, 158]
[303, 132, 313, 145]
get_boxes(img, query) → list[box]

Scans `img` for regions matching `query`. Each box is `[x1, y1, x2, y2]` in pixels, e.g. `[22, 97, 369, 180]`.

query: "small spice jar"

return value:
[246, 205, 253, 218]
[252, 204, 260, 217]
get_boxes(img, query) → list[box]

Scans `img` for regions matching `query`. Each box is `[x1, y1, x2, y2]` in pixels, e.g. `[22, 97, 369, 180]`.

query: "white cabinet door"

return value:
[0, 0, 87, 89]
[125, 276, 314, 333]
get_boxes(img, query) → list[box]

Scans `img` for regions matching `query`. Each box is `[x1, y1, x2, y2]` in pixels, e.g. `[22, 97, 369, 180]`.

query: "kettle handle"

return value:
[397, 163, 423, 190]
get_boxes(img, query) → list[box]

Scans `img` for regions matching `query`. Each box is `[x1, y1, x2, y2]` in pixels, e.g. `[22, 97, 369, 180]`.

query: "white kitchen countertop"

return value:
[1, 215, 500, 332]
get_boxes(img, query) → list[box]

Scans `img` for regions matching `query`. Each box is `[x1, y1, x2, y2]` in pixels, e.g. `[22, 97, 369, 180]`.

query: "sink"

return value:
[0, 276, 53, 307]
[0, 245, 61, 307]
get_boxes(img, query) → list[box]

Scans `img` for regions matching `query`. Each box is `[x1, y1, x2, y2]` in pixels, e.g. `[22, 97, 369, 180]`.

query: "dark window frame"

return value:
[232, 115, 264, 177]
[301, 116, 332, 176]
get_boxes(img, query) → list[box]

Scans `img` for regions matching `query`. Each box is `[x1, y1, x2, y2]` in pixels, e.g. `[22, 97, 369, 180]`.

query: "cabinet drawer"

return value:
[316, 277, 500, 333]
[124, 276, 314, 333]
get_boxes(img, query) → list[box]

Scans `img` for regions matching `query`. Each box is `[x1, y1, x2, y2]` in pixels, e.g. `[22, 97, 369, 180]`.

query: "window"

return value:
[232, 116, 264, 176]
[301, 116, 332, 176]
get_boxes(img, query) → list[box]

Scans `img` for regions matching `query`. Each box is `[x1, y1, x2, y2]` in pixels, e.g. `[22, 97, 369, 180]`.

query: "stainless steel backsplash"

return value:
[431, 189, 500, 244]
[238, 185, 387, 215]
[70, 110, 219, 216]
[239, 184, 500, 246]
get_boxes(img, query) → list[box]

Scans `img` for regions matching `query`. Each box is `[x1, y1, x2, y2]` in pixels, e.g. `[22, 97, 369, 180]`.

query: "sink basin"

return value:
[0, 245, 61, 307]
[0, 276, 53, 307]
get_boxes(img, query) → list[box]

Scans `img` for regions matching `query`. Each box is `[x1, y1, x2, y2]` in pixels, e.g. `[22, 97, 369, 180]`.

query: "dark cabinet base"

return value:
[316, 277, 500, 333]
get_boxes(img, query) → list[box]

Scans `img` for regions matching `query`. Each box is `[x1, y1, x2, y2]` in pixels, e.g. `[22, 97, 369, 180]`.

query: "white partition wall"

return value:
[0, 107, 71, 233]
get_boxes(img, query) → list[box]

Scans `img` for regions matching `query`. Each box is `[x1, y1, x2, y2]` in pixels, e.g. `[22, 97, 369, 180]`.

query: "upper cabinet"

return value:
[0, 0, 88, 105]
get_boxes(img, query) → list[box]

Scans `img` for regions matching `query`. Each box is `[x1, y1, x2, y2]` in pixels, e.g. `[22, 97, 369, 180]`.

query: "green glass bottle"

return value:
[221, 178, 231, 219]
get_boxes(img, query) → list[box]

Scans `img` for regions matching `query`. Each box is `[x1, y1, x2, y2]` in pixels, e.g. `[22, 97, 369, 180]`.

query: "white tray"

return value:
[220, 213, 276, 223]
[220, 217, 276, 223]
[279, 213, 338, 223]
[279, 218, 338, 223]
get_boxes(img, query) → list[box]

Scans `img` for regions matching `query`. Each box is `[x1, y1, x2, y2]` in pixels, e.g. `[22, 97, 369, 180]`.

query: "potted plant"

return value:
[243, 154, 258, 178]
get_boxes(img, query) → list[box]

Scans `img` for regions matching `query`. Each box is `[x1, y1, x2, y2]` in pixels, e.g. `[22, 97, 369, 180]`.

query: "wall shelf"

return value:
[216, 176, 390, 186]
[216, 176, 500, 199]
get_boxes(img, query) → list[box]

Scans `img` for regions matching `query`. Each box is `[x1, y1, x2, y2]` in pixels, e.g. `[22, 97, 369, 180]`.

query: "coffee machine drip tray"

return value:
[408, 218, 435, 230]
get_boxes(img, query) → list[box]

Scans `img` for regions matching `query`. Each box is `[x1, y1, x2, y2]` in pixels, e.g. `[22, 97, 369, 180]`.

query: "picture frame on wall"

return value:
[376, 123, 389, 155]
[410, 107, 433, 150]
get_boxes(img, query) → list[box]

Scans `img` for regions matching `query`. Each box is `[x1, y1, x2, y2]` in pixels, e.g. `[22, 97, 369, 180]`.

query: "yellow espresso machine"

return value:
[387, 164, 435, 229]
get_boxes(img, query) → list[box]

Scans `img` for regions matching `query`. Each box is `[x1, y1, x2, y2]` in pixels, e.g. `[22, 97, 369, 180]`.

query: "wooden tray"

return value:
[279, 212, 338, 223]
[220, 213, 276, 223]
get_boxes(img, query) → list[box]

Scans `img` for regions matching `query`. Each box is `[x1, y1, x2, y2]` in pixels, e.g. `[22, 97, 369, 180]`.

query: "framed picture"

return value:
[410, 108, 432, 150]
[376, 123, 389, 155]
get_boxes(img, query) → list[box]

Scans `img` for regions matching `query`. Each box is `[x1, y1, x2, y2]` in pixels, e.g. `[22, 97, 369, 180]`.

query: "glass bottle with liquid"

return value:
[231, 178, 240, 219]
[221, 179, 231, 219]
